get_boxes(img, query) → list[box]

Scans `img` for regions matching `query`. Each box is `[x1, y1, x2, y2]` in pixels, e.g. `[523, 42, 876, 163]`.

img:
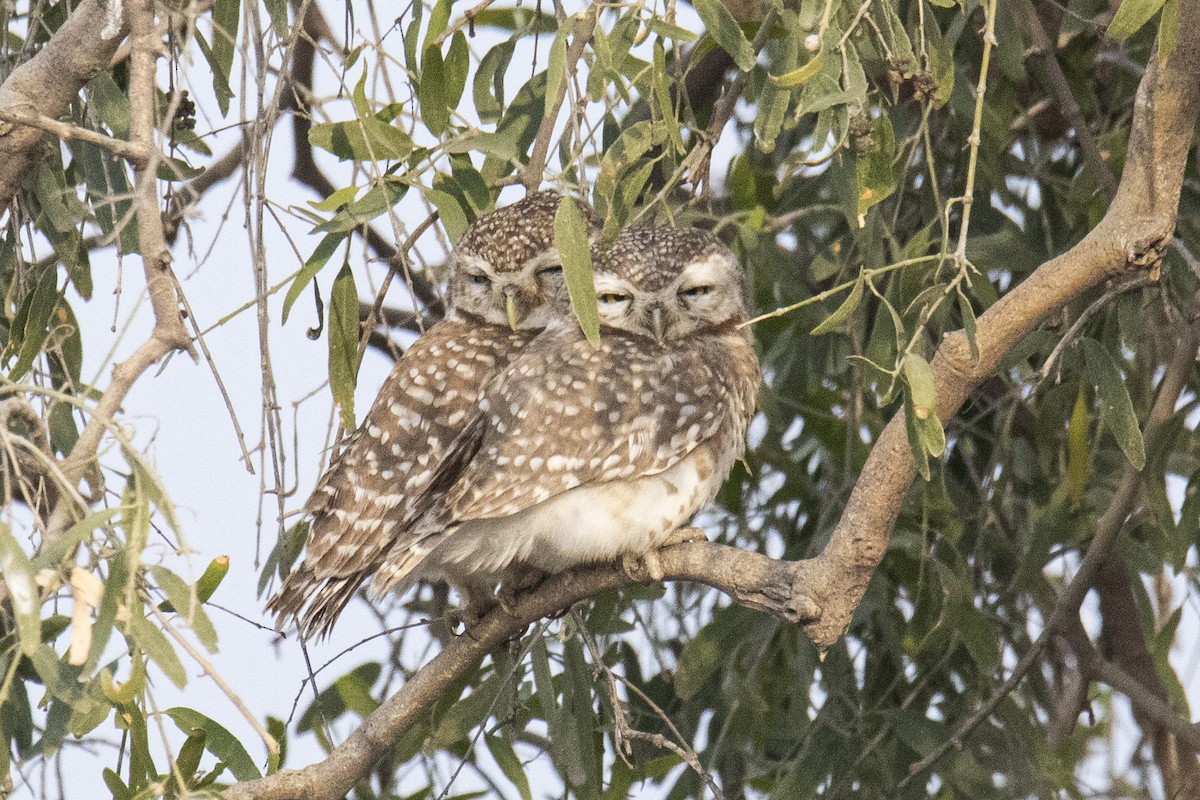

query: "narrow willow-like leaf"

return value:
[486, 735, 533, 800]
[554, 196, 600, 346]
[0, 525, 40, 655]
[771, 54, 823, 88]
[419, 44, 449, 135]
[1067, 389, 1091, 509]
[283, 233, 344, 323]
[166, 707, 263, 780]
[9, 265, 60, 381]
[1082, 338, 1146, 470]
[902, 352, 938, 421]
[1107, 0, 1168, 40]
[328, 263, 361, 431]
[1159, 0, 1182, 60]
[209, 0, 239, 115]
[693, 0, 756, 71]
[811, 274, 864, 335]
[129, 614, 187, 689]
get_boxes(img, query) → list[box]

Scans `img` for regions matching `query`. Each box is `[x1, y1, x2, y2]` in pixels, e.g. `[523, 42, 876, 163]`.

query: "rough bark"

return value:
[0, 0, 129, 206]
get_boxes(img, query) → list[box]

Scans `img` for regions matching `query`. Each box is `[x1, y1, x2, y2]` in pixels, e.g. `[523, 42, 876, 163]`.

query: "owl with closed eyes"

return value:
[369, 226, 761, 609]
[268, 190, 596, 638]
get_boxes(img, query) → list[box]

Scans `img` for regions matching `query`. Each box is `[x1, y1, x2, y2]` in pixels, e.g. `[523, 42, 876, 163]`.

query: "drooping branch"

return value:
[0, 0, 129, 207]
[793, 4, 1200, 651]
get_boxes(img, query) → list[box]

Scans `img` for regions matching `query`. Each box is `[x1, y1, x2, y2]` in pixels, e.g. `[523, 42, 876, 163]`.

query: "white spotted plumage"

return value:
[267, 190, 595, 638]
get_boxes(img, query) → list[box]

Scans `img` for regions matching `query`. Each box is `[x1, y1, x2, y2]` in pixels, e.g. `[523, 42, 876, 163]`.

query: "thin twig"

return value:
[1036, 275, 1155, 385]
[1014, 0, 1118, 201]
[574, 614, 725, 800]
[0, 107, 151, 164]
[149, 602, 281, 762]
[523, 3, 599, 191]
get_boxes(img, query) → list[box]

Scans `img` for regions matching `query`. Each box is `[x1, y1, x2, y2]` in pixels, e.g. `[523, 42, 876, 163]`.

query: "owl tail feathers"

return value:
[265, 565, 364, 641]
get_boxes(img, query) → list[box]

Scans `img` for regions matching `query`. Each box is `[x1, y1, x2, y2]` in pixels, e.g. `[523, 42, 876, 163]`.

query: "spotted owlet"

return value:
[268, 190, 596, 638]
[369, 226, 761, 607]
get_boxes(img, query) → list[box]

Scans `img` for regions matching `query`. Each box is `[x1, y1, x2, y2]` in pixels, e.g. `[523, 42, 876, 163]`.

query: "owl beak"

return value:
[504, 287, 520, 331]
[651, 306, 666, 345]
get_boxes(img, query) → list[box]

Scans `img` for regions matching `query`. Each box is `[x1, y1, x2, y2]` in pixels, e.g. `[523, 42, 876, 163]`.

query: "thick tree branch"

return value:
[226, 542, 815, 800]
[0, 0, 129, 206]
[794, 4, 1200, 651]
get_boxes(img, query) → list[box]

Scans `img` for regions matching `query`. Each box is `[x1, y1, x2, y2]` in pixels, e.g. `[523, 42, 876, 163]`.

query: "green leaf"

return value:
[166, 707, 263, 781]
[8, 265, 61, 381]
[150, 565, 218, 653]
[1106, 0, 1168, 40]
[1067, 389, 1091, 510]
[811, 274, 864, 335]
[856, 115, 897, 222]
[444, 32, 471, 113]
[263, 0, 288, 37]
[129, 613, 187, 689]
[423, 187, 470, 241]
[473, 39, 516, 122]
[486, 735, 532, 800]
[308, 118, 413, 162]
[1159, 0, 1182, 60]
[554, 196, 599, 346]
[544, 19, 573, 107]
[693, 0, 756, 71]
[771, 54, 823, 89]
[1082, 338, 1145, 470]
[283, 233, 345, 323]
[194, 555, 230, 604]
[328, 264, 361, 431]
[210, 0, 240, 115]
[0, 524, 40, 655]
[419, 44, 449, 135]
[645, 17, 699, 42]
[902, 352, 937, 422]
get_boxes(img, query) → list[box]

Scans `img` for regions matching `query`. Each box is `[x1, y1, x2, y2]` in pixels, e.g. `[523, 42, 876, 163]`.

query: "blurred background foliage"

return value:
[0, 0, 1197, 797]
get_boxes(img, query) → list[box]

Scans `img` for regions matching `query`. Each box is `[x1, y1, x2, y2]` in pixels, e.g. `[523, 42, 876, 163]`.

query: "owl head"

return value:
[590, 226, 748, 344]
[447, 190, 596, 331]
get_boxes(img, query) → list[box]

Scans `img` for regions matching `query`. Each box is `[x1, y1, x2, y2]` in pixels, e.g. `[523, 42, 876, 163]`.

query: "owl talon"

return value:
[621, 551, 664, 583]
[498, 565, 548, 613]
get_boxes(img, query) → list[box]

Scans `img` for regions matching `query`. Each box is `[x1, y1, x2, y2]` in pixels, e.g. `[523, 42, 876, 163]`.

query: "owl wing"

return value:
[448, 325, 753, 523]
[267, 318, 530, 636]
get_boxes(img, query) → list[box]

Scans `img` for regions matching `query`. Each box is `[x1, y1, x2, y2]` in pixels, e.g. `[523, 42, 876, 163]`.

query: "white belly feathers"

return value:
[426, 441, 723, 577]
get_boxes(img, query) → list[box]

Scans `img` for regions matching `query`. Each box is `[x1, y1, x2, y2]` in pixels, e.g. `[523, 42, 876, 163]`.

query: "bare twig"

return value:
[148, 602, 281, 762]
[1036, 275, 1156, 385]
[523, 4, 598, 192]
[0, 107, 151, 164]
[575, 615, 726, 800]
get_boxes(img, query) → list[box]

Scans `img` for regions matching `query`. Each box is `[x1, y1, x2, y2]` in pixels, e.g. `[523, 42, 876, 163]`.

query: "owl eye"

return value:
[469, 272, 491, 286]
[679, 285, 713, 298]
[536, 265, 564, 277]
[598, 292, 631, 304]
